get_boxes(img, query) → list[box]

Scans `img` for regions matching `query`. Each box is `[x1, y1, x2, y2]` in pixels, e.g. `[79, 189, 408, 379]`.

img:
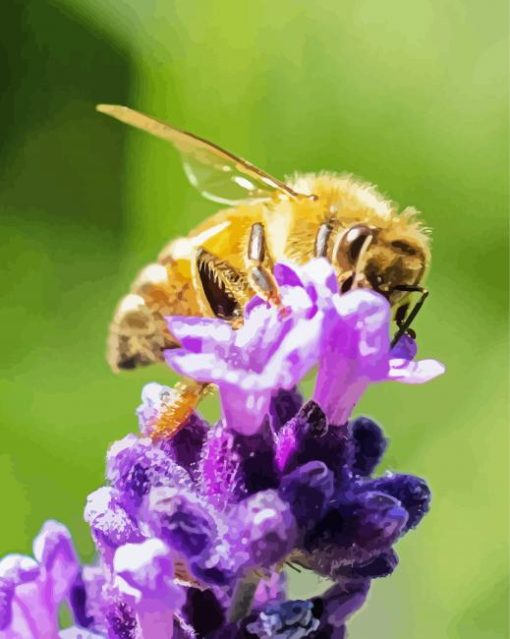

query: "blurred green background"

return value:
[0, 1, 507, 637]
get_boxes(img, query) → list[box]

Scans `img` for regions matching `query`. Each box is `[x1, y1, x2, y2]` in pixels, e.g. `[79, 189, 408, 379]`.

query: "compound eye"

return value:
[337, 224, 376, 270]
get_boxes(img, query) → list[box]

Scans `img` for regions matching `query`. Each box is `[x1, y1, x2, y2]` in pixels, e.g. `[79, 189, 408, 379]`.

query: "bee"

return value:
[98, 105, 430, 437]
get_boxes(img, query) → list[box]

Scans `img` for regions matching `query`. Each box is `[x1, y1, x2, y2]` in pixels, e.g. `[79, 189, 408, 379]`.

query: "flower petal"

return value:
[227, 490, 297, 569]
[147, 487, 219, 560]
[166, 316, 233, 353]
[350, 416, 387, 477]
[114, 540, 184, 639]
[59, 628, 105, 639]
[164, 351, 229, 383]
[387, 358, 445, 383]
[390, 333, 417, 360]
[33, 521, 80, 606]
[84, 488, 142, 559]
[219, 384, 271, 435]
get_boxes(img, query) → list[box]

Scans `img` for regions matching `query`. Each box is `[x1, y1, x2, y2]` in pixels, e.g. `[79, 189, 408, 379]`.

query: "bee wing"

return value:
[97, 104, 302, 205]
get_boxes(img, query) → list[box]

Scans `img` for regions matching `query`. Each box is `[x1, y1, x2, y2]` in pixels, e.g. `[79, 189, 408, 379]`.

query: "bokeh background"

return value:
[0, 1, 507, 637]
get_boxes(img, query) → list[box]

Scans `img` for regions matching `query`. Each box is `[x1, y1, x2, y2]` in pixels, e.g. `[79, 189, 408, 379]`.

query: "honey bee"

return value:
[98, 105, 430, 437]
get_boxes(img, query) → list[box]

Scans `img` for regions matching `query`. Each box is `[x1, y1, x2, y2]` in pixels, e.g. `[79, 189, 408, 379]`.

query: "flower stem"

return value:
[227, 571, 261, 622]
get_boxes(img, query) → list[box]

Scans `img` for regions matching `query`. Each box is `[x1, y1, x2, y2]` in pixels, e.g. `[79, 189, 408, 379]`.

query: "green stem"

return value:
[227, 571, 261, 622]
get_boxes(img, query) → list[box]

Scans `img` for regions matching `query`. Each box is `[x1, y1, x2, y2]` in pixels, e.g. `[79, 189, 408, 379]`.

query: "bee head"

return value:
[334, 223, 428, 304]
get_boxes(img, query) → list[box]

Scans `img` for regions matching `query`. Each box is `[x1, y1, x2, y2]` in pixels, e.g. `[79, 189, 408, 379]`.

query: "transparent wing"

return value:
[97, 104, 303, 205]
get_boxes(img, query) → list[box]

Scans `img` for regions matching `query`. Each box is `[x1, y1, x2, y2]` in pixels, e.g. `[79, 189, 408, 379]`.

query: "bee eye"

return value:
[337, 224, 376, 269]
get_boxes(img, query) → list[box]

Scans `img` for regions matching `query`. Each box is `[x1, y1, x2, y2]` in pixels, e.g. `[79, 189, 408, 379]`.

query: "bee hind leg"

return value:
[149, 379, 212, 441]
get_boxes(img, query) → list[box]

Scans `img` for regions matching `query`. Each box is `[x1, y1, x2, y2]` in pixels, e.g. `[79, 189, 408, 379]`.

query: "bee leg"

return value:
[196, 248, 252, 320]
[246, 223, 281, 306]
[390, 285, 429, 347]
[149, 378, 212, 441]
[314, 222, 333, 258]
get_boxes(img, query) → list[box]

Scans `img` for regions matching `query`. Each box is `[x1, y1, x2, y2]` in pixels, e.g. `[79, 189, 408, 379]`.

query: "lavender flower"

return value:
[164, 264, 326, 435]
[0, 521, 79, 639]
[165, 259, 444, 432]
[1, 259, 443, 638]
[113, 539, 184, 638]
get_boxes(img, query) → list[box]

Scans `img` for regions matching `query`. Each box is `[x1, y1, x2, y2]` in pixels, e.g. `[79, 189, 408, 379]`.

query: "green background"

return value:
[0, 1, 507, 637]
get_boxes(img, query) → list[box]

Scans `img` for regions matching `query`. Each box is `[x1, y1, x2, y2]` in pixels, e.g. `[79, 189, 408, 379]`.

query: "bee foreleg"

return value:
[390, 285, 429, 347]
[246, 223, 281, 306]
[314, 222, 333, 258]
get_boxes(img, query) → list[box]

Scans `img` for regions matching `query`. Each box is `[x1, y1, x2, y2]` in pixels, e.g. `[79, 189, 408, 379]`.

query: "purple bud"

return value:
[113, 540, 184, 639]
[147, 487, 218, 558]
[69, 566, 105, 629]
[107, 435, 191, 511]
[0, 522, 80, 638]
[350, 417, 387, 476]
[279, 462, 334, 528]
[312, 579, 370, 635]
[334, 549, 399, 579]
[181, 587, 225, 637]
[364, 473, 431, 531]
[233, 424, 279, 496]
[305, 492, 408, 560]
[343, 492, 409, 552]
[227, 490, 297, 569]
[161, 412, 209, 477]
[200, 422, 279, 506]
[84, 488, 142, 560]
[269, 387, 303, 432]
[276, 402, 350, 481]
[390, 333, 417, 360]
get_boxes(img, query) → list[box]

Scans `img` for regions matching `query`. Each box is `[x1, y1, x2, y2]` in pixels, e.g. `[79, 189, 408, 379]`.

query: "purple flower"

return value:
[0, 259, 443, 638]
[312, 281, 444, 426]
[147, 487, 219, 559]
[69, 565, 104, 631]
[0, 521, 79, 639]
[106, 434, 192, 511]
[113, 539, 184, 639]
[84, 487, 143, 563]
[226, 490, 297, 570]
[164, 262, 329, 435]
[0, 405, 433, 638]
[164, 259, 444, 433]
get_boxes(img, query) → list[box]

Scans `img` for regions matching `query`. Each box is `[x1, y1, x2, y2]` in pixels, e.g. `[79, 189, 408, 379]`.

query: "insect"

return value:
[98, 105, 430, 437]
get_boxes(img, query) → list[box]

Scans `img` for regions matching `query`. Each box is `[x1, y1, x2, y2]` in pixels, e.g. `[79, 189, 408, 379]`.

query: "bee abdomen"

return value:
[107, 293, 172, 371]
[107, 259, 200, 372]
